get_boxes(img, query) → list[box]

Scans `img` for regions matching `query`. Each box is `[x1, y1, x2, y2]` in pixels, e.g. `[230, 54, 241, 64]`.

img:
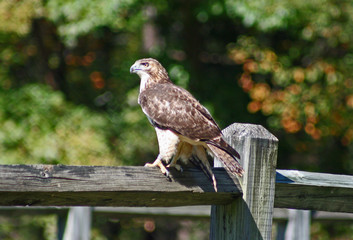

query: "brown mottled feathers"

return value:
[207, 144, 243, 176]
[131, 58, 244, 187]
[139, 83, 221, 140]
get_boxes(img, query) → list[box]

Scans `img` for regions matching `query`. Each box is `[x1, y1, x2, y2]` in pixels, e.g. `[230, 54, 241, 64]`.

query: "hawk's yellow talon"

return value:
[145, 160, 169, 176]
[167, 163, 183, 172]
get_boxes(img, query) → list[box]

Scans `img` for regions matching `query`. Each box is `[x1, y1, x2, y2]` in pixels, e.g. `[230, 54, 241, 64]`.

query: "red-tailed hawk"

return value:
[130, 58, 243, 191]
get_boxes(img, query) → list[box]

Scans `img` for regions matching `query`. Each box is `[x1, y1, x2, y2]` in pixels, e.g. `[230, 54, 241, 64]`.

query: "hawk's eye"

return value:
[141, 62, 149, 67]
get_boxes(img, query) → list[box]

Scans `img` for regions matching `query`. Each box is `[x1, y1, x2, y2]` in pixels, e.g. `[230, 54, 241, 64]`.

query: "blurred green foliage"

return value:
[0, 215, 56, 240]
[225, 1, 353, 172]
[1, 0, 353, 238]
[0, 0, 42, 35]
[0, 84, 116, 165]
[46, 0, 138, 45]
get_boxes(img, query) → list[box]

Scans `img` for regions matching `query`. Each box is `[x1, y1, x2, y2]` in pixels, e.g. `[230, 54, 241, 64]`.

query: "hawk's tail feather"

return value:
[206, 143, 244, 177]
[190, 156, 217, 192]
[206, 138, 240, 160]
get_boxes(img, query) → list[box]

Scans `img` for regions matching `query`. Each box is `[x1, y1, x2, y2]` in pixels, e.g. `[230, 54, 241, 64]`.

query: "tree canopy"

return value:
[2, 0, 352, 173]
[1, 0, 353, 238]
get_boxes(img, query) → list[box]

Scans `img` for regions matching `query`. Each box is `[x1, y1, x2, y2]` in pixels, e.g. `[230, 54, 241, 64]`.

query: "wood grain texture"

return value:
[283, 209, 310, 240]
[0, 164, 241, 207]
[63, 207, 91, 240]
[275, 170, 353, 213]
[0, 165, 352, 211]
[210, 123, 278, 240]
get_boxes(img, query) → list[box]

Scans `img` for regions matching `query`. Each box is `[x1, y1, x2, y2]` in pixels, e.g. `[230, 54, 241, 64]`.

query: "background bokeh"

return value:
[0, 0, 352, 239]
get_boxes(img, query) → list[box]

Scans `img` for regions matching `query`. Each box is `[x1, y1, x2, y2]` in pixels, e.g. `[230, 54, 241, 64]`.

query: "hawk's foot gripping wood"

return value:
[144, 155, 170, 178]
[166, 163, 183, 172]
[166, 142, 193, 173]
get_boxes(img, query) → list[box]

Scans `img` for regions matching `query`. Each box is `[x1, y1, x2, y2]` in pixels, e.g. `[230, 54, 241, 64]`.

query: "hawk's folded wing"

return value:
[138, 83, 222, 141]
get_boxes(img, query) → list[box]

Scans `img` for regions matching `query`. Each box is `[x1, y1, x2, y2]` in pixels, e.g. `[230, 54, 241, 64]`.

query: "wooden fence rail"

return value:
[1, 166, 352, 212]
[0, 165, 241, 207]
[1, 206, 353, 240]
[0, 123, 353, 240]
[3, 206, 353, 221]
[275, 169, 353, 212]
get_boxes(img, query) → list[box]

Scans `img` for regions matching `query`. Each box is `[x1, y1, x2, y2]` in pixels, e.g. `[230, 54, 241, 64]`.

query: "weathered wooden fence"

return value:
[0, 123, 353, 239]
[1, 206, 353, 240]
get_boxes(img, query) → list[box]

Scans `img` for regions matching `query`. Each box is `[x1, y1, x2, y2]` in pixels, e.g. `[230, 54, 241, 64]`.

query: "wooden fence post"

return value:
[275, 209, 311, 240]
[210, 123, 278, 240]
[284, 209, 311, 240]
[63, 207, 92, 240]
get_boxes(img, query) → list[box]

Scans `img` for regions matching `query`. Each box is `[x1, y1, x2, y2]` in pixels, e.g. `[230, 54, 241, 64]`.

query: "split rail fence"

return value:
[0, 123, 352, 239]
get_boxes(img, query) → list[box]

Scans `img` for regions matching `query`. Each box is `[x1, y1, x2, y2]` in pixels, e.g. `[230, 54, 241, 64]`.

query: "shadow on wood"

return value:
[168, 167, 242, 193]
[211, 199, 265, 239]
[0, 165, 242, 207]
[210, 123, 278, 240]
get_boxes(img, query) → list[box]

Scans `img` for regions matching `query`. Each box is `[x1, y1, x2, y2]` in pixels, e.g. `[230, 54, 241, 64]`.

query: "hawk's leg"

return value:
[167, 142, 193, 172]
[194, 145, 218, 192]
[145, 154, 170, 177]
[166, 143, 183, 172]
[146, 128, 180, 176]
[166, 154, 180, 170]
[167, 161, 182, 172]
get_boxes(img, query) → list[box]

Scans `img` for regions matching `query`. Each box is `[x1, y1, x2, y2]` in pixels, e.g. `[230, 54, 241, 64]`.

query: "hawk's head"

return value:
[130, 58, 171, 91]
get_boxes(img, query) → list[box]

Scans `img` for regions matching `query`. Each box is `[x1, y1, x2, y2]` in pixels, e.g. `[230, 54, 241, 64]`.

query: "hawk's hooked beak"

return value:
[130, 63, 139, 73]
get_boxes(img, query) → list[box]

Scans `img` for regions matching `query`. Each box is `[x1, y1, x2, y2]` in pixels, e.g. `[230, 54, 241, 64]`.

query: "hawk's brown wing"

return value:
[138, 83, 222, 141]
[139, 82, 243, 175]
